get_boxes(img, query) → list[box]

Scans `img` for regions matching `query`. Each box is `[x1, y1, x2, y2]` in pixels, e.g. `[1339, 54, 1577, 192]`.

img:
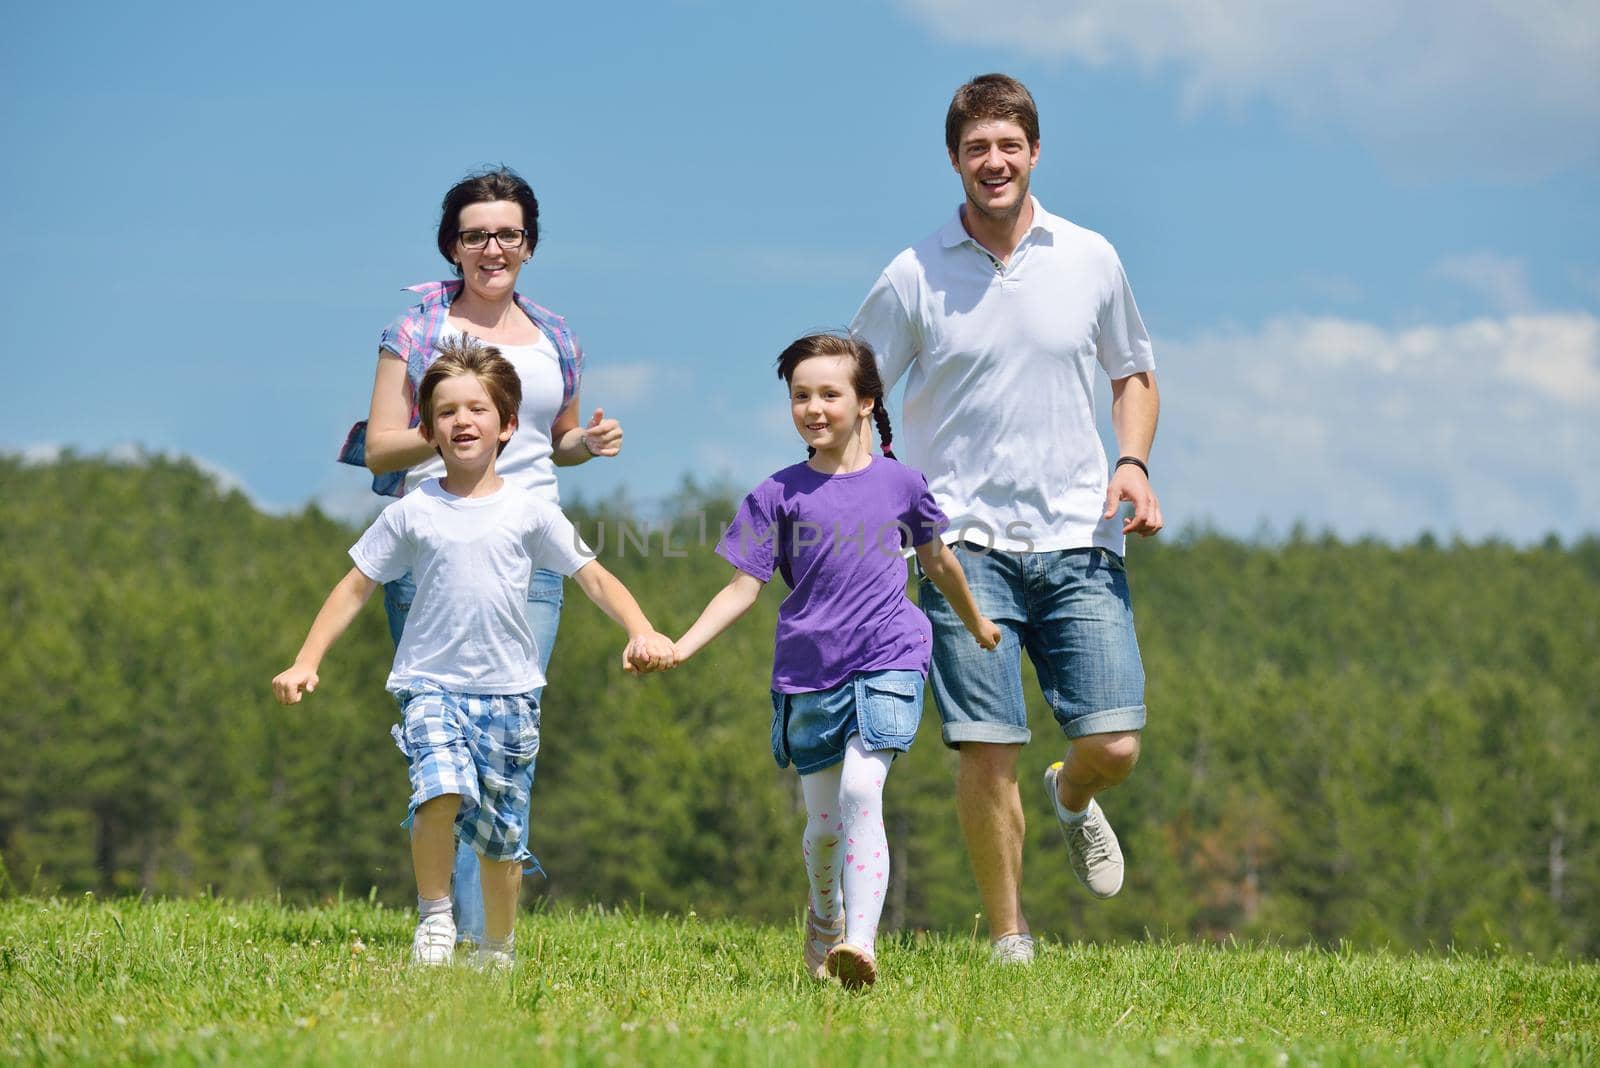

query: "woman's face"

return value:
[454, 200, 528, 303]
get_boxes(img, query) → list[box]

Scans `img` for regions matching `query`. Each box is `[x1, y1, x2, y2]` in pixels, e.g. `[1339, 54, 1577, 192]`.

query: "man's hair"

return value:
[945, 73, 1040, 154]
[436, 165, 541, 275]
[418, 338, 523, 455]
[775, 332, 896, 460]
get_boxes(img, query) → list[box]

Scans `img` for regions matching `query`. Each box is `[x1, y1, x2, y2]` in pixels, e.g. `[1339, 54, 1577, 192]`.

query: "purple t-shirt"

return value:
[718, 457, 948, 693]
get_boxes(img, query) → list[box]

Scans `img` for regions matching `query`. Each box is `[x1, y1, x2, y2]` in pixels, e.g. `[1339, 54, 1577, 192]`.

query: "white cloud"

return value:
[580, 361, 659, 409]
[900, 0, 1600, 179]
[1433, 253, 1536, 315]
[1154, 311, 1600, 541]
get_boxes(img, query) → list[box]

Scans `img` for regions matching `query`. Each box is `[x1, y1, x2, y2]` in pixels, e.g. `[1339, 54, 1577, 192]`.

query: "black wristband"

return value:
[1115, 456, 1149, 478]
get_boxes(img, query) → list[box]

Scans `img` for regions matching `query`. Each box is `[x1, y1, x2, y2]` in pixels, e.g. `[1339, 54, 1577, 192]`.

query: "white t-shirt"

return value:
[403, 324, 566, 502]
[850, 198, 1155, 554]
[350, 480, 592, 694]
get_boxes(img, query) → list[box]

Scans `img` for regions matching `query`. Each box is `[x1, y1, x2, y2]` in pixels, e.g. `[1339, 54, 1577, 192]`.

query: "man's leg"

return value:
[956, 741, 1029, 939]
[919, 545, 1032, 947]
[1054, 730, 1142, 812]
[1027, 548, 1148, 898]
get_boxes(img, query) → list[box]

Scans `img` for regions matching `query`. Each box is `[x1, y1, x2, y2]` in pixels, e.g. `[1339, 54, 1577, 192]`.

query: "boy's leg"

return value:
[412, 794, 462, 899]
[411, 793, 462, 966]
[478, 855, 521, 944]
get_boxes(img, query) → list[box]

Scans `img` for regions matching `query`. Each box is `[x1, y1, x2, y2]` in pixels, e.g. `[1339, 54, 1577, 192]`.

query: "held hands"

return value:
[970, 616, 1003, 651]
[581, 408, 623, 458]
[622, 631, 676, 674]
[271, 663, 319, 705]
[1104, 465, 1164, 537]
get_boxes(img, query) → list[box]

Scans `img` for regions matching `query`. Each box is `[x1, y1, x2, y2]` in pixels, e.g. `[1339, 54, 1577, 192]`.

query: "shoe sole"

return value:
[826, 944, 877, 989]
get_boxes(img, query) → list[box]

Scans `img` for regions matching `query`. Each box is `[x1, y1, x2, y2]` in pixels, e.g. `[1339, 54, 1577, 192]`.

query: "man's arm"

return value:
[849, 272, 920, 393]
[1105, 371, 1163, 537]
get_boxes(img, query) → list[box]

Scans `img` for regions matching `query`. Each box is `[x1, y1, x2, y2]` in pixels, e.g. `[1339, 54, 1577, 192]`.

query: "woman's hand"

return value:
[581, 407, 623, 457]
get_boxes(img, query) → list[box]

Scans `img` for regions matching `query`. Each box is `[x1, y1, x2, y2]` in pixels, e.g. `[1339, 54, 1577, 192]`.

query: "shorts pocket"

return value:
[496, 697, 541, 769]
[770, 692, 791, 769]
[859, 676, 922, 743]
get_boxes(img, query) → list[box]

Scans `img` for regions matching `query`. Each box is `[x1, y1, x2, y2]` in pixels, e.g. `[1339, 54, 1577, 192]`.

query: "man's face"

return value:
[949, 118, 1039, 223]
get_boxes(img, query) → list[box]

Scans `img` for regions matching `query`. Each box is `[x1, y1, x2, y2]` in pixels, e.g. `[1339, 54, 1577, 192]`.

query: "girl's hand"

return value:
[971, 618, 1002, 651]
[272, 664, 319, 704]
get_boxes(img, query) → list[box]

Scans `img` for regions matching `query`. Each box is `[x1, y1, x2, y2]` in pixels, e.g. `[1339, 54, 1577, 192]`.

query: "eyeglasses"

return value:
[458, 229, 528, 250]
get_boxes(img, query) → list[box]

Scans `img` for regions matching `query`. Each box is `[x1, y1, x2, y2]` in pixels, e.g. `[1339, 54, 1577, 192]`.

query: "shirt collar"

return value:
[939, 196, 1054, 249]
[405, 279, 463, 307]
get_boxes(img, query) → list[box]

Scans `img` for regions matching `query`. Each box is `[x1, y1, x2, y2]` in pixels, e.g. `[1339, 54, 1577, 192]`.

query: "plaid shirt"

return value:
[339, 280, 584, 497]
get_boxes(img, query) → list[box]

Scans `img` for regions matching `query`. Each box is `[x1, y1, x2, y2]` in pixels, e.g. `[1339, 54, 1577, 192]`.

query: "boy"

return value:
[272, 338, 671, 968]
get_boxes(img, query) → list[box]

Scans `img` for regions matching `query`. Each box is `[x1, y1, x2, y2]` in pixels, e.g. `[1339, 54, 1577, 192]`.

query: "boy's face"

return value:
[422, 374, 516, 470]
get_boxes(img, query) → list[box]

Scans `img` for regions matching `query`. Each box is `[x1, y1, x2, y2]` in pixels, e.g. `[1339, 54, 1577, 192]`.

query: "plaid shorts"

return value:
[390, 683, 540, 863]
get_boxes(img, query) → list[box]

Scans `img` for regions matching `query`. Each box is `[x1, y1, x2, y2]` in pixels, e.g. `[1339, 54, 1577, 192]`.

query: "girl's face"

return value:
[454, 200, 528, 304]
[789, 355, 873, 459]
[424, 373, 516, 471]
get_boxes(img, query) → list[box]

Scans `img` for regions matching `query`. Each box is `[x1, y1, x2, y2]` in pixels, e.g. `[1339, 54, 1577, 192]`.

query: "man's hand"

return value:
[1104, 466, 1164, 537]
[272, 664, 319, 705]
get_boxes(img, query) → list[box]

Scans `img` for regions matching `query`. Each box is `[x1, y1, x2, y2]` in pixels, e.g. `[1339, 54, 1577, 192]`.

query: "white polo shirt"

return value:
[850, 198, 1155, 554]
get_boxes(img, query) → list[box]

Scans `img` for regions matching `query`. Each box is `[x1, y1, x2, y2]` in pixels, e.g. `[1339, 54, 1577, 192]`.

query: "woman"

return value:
[340, 166, 621, 944]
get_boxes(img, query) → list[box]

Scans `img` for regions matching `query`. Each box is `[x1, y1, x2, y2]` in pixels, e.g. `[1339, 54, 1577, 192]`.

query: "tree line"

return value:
[1, 453, 1594, 959]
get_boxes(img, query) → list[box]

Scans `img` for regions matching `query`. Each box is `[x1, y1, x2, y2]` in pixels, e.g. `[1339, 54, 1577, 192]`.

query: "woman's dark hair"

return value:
[436, 166, 540, 276]
[774, 333, 895, 460]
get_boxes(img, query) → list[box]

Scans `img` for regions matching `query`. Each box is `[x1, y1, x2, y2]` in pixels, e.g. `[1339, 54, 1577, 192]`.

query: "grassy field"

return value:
[1, 896, 1595, 1066]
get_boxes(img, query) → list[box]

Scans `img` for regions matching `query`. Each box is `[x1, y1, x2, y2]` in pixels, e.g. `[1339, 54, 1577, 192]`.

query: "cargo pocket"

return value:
[859, 675, 922, 747]
[770, 692, 791, 769]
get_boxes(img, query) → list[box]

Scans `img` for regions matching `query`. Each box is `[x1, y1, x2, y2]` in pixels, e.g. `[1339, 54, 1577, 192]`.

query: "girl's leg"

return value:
[411, 794, 462, 900]
[798, 763, 847, 975]
[838, 736, 894, 954]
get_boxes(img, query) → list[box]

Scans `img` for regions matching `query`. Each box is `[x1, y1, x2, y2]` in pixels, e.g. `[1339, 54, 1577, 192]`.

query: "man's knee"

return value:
[1075, 730, 1141, 777]
[958, 741, 1022, 786]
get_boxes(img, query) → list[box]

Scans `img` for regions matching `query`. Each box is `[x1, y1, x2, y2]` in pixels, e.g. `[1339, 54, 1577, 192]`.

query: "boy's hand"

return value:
[623, 632, 676, 673]
[971, 617, 1002, 651]
[272, 664, 319, 704]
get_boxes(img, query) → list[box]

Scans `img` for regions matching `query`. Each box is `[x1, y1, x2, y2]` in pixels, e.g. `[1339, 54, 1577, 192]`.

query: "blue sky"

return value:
[5, 0, 1597, 543]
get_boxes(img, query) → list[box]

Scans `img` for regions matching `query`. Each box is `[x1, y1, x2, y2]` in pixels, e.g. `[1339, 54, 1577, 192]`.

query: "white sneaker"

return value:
[471, 945, 515, 972]
[1043, 762, 1125, 898]
[990, 932, 1036, 965]
[411, 913, 456, 966]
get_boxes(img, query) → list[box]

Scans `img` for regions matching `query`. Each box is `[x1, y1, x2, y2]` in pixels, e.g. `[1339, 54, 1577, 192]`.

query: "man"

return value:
[850, 73, 1162, 964]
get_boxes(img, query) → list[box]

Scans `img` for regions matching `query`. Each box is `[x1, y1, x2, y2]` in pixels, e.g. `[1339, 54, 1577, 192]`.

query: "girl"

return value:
[276, 340, 671, 969]
[669, 333, 999, 988]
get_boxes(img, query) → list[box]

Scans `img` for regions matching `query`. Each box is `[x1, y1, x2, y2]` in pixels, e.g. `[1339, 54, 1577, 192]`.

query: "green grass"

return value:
[1, 896, 1594, 1066]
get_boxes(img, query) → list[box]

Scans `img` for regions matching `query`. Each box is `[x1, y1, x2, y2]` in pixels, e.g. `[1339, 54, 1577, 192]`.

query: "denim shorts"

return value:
[918, 543, 1146, 747]
[771, 669, 925, 774]
[391, 683, 540, 863]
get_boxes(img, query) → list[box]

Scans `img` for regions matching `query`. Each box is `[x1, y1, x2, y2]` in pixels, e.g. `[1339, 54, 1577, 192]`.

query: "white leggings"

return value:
[799, 735, 894, 954]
